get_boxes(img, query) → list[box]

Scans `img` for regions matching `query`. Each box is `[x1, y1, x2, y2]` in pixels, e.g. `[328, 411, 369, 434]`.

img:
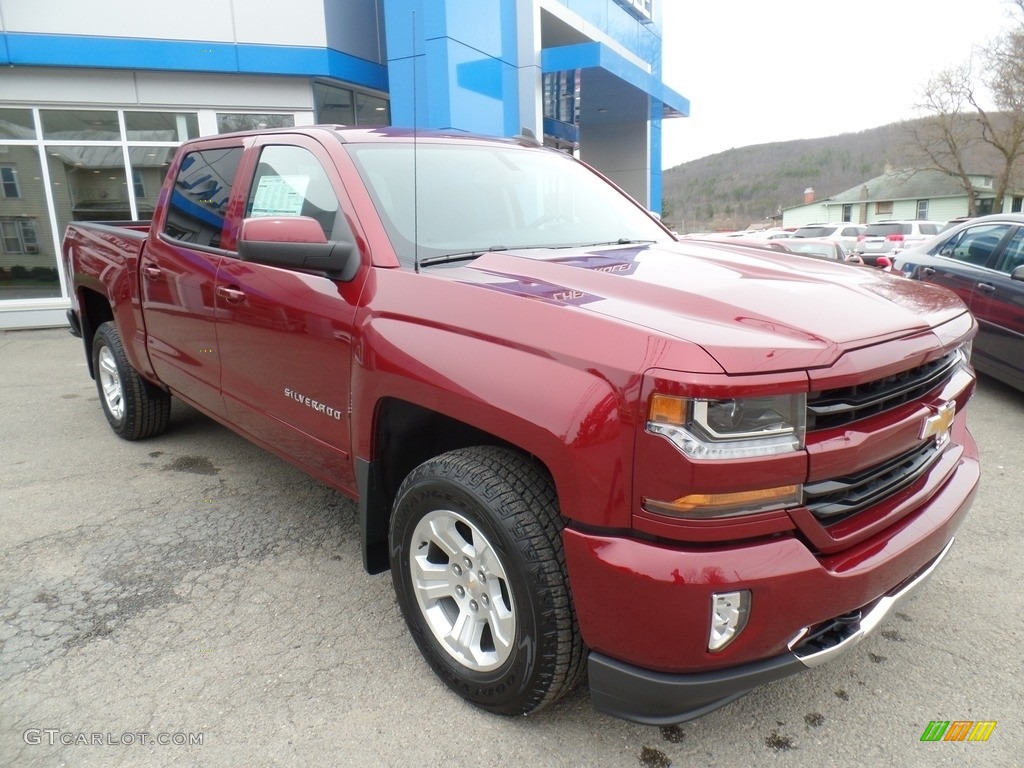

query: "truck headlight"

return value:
[647, 393, 806, 459]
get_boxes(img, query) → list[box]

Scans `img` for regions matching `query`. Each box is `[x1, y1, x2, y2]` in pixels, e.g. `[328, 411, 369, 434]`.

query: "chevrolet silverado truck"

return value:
[62, 126, 980, 724]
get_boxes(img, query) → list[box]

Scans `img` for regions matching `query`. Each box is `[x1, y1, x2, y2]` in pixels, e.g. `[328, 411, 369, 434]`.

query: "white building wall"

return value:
[927, 198, 969, 222]
[3, 68, 315, 112]
[781, 202, 829, 228]
[0, 0, 329, 46]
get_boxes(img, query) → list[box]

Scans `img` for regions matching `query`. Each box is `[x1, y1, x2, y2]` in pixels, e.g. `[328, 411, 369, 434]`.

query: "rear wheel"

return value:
[389, 446, 585, 715]
[93, 322, 171, 440]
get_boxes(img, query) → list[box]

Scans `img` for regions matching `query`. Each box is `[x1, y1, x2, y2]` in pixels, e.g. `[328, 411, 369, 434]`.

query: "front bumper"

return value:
[566, 428, 979, 724]
[587, 538, 955, 724]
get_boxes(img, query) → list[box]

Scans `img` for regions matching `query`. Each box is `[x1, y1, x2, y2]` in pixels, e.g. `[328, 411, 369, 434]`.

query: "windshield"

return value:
[794, 226, 836, 237]
[865, 223, 907, 236]
[344, 141, 672, 267]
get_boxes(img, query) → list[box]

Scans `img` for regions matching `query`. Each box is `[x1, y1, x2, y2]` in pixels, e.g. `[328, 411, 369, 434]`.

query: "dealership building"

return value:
[0, 0, 687, 329]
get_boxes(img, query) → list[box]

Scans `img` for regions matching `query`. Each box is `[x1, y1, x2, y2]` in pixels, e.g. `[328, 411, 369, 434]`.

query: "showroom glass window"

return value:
[0, 108, 199, 302]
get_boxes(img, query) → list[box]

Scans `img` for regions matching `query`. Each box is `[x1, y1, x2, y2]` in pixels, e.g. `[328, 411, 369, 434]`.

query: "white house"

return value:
[783, 168, 1024, 228]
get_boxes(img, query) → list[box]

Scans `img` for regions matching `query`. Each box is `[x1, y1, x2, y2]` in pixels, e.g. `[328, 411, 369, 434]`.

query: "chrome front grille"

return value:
[807, 350, 960, 431]
[804, 442, 942, 524]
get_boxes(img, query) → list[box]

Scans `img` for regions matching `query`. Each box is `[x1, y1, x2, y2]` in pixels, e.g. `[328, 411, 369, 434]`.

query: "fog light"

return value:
[709, 590, 750, 652]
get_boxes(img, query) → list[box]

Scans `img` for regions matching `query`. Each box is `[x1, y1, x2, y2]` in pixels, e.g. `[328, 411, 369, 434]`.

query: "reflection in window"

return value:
[125, 111, 199, 142]
[41, 109, 120, 141]
[355, 93, 390, 126]
[0, 108, 36, 140]
[216, 113, 295, 134]
[1, 165, 21, 198]
[0, 145, 60, 299]
[128, 147, 174, 220]
[995, 230, 1024, 273]
[314, 82, 355, 125]
[942, 224, 1011, 266]
[46, 148, 131, 223]
[1, 219, 39, 253]
[164, 147, 243, 248]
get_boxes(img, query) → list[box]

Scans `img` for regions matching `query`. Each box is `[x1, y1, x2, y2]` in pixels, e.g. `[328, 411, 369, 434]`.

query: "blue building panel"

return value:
[542, 41, 688, 118]
[384, 0, 522, 135]
[0, 32, 388, 91]
[386, 0, 519, 64]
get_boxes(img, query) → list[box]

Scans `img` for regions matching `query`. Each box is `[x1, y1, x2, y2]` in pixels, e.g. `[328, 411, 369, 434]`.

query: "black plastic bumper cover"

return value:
[588, 650, 806, 725]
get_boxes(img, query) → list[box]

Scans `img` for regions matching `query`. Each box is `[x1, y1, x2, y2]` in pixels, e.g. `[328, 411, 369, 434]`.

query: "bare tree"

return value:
[906, 0, 1024, 214]
[906, 63, 985, 215]
[976, 0, 1024, 206]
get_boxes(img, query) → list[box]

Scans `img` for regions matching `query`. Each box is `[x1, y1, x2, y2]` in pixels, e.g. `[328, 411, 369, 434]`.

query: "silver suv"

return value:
[855, 221, 943, 262]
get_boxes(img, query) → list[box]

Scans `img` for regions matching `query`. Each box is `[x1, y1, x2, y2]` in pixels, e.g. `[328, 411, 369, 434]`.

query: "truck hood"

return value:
[448, 241, 969, 373]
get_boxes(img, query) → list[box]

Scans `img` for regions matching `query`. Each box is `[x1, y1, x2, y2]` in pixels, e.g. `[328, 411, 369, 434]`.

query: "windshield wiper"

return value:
[419, 246, 508, 267]
[576, 238, 660, 248]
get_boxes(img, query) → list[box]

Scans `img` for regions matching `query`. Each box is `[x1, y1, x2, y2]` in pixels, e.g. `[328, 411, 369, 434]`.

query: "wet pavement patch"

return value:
[659, 725, 685, 743]
[163, 455, 219, 475]
[765, 730, 795, 751]
[640, 746, 672, 767]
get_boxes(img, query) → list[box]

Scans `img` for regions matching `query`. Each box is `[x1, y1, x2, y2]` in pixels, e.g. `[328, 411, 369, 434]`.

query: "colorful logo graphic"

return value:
[920, 721, 996, 742]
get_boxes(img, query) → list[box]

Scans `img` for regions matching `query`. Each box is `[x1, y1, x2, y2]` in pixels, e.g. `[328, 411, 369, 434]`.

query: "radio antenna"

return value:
[412, 10, 420, 273]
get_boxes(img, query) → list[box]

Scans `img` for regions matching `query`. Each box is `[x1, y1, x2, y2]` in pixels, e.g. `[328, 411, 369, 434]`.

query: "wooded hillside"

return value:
[661, 118, 1005, 233]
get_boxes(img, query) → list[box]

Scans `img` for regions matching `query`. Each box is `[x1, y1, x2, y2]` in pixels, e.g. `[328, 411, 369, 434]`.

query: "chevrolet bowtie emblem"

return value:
[920, 401, 956, 446]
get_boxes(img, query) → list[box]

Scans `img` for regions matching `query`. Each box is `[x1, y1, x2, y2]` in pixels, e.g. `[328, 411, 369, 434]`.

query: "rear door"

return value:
[140, 139, 245, 416]
[215, 134, 366, 489]
[969, 226, 1024, 387]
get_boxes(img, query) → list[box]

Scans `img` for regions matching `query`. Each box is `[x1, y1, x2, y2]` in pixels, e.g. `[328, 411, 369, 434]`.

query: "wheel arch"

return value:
[357, 397, 553, 574]
[77, 287, 115, 379]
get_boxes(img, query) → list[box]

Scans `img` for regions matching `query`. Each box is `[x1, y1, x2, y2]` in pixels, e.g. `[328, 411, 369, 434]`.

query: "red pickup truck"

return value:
[62, 126, 980, 725]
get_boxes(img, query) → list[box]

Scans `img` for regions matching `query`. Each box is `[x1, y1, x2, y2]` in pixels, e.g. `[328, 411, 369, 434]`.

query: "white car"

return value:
[855, 220, 944, 263]
[791, 223, 865, 252]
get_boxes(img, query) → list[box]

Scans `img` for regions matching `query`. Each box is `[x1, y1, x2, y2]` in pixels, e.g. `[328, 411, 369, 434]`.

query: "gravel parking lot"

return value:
[1, 328, 1021, 767]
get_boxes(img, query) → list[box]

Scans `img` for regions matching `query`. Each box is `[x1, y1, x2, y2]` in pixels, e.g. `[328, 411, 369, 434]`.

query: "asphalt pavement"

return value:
[1, 328, 1021, 767]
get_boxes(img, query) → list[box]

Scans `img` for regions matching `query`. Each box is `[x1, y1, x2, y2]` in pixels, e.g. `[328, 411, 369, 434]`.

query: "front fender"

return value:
[352, 316, 636, 529]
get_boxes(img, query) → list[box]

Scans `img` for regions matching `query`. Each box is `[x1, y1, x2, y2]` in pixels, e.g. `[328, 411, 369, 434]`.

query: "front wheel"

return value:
[92, 321, 171, 440]
[389, 446, 586, 716]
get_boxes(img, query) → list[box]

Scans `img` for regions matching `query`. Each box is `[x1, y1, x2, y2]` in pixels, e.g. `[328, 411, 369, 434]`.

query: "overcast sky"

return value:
[659, 0, 1018, 168]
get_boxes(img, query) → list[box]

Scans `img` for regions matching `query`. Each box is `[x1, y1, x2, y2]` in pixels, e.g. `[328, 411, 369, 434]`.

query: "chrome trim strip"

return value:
[788, 537, 955, 668]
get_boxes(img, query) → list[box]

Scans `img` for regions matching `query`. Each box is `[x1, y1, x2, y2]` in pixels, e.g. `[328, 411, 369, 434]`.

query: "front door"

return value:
[216, 136, 364, 490]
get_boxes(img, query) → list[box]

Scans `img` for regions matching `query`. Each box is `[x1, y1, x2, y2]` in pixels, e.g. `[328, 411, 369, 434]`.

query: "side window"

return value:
[939, 224, 1011, 266]
[246, 145, 340, 240]
[994, 229, 1024, 274]
[163, 147, 243, 248]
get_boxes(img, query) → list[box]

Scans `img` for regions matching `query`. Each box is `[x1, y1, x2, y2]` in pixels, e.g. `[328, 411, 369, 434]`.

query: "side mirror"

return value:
[237, 216, 359, 281]
[1011, 264, 1024, 282]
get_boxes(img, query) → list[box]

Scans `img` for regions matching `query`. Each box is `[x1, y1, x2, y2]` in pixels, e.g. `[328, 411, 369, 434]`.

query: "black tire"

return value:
[389, 446, 586, 716]
[92, 321, 171, 440]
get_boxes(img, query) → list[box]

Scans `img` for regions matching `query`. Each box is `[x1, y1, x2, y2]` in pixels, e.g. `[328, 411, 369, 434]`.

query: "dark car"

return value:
[895, 214, 1024, 392]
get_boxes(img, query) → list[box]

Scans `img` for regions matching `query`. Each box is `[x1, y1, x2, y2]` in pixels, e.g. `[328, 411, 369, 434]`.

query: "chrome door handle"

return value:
[215, 285, 246, 304]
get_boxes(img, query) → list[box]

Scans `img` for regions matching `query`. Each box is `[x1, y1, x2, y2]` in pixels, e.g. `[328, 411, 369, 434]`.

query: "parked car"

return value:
[895, 213, 1024, 392]
[791, 223, 864, 252]
[781, 237, 847, 261]
[940, 216, 972, 233]
[686, 228, 793, 241]
[741, 228, 796, 240]
[855, 220, 944, 263]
